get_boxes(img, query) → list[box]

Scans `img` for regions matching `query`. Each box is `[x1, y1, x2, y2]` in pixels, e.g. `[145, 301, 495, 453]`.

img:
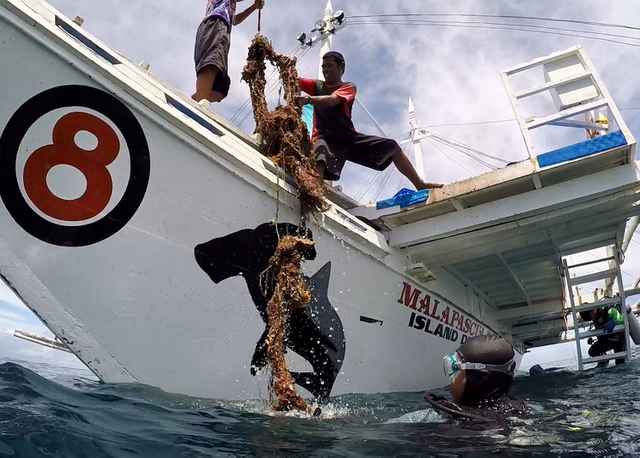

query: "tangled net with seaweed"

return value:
[242, 34, 329, 413]
[261, 235, 314, 412]
[241, 34, 328, 215]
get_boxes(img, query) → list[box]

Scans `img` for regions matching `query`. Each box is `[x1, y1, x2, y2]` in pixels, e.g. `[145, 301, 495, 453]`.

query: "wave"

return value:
[1, 357, 639, 456]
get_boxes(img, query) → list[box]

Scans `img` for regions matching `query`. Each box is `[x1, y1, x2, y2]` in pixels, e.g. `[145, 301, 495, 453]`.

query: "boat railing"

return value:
[501, 45, 636, 172]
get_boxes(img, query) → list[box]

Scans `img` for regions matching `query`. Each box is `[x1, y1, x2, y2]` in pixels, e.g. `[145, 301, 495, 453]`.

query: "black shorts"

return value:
[194, 17, 231, 97]
[314, 132, 400, 181]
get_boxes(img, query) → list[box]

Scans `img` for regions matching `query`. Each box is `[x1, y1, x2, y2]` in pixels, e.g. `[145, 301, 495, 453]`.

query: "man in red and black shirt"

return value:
[296, 51, 443, 190]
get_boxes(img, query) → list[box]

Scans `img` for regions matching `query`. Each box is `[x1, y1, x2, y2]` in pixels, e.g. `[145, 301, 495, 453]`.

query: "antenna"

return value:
[296, 0, 347, 79]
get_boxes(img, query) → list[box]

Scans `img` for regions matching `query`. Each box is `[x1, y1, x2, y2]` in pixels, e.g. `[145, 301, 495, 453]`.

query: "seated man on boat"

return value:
[296, 51, 444, 191]
[192, 0, 264, 105]
[425, 335, 526, 423]
[579, 304, 626, 367]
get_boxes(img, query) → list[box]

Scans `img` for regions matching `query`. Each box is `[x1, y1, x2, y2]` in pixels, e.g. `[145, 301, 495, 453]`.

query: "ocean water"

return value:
[1, 351, 640, 457]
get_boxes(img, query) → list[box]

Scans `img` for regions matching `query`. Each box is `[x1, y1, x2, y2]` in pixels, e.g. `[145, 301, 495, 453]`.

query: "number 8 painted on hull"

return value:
[0, 85, 151, 247]
[24, 112, 119, 222]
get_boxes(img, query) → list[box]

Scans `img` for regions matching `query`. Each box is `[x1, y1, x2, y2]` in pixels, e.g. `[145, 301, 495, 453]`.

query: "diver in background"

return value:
[425, 335, 527, 423]
[579, 304, 626, 367]
[529, 364, 546, 376]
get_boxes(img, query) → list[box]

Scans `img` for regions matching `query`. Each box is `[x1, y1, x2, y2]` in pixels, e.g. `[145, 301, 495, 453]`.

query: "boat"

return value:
[1, 0, 638, 401]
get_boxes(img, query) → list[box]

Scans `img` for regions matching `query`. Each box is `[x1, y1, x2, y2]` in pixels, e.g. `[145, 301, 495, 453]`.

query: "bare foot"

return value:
[416, 181, 445, 190]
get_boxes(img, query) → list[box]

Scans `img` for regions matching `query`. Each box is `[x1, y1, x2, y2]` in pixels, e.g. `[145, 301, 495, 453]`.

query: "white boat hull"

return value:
[0, 0, 515, 400]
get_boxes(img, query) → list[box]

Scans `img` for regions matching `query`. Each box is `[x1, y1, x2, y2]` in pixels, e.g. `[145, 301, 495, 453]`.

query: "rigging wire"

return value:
[348, 13, 640, 33]
[354, 131, 412, 202]
[347, 19, 640, 49]
[350, 18, 640, 44]
[354, 169, 384, 202]
[576, 251, 637, 289]
[431, 140, 497, 170]
[430, 132, 510, 164]
[424, 118, 516, 128]
[427, 138, 475, 175]
[371, 166, 395, 202]
[355, 163, 393, 202]
[354, 129, 509, 201]
[402, 107, 640, 130]
[372, 142, 413, 201]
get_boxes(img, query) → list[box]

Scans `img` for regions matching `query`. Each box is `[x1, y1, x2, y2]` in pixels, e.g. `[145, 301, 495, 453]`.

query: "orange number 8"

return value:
[24, 112, 119, 221]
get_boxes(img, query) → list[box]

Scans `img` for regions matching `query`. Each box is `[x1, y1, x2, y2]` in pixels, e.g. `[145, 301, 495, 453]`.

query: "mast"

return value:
[318, 1, 334, 79]
[408, 97, 426, 181]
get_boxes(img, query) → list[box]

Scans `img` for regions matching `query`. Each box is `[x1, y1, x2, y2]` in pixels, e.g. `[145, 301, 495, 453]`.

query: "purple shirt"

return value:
[205, 0, 234, 28]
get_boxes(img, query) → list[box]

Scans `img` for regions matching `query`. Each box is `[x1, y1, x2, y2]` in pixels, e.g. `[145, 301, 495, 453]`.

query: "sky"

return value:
[3, 0, 640, 373]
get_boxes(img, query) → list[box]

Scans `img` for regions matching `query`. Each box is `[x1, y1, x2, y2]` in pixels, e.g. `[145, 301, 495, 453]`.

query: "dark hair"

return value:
[579, 310, 591, 322]
[457, 335, 515, 407]
[579, 305, 604, 323]
[322, 51, 346, 74]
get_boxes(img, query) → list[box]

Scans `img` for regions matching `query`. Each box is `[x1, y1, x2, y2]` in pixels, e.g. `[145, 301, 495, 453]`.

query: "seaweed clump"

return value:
[261, 235, 314, 412]
[241, 34, 328, 215]
[242, 34, 330, 413]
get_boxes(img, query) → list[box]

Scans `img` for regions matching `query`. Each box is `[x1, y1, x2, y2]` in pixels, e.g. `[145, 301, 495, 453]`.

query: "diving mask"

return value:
[443, 351, 516, 378]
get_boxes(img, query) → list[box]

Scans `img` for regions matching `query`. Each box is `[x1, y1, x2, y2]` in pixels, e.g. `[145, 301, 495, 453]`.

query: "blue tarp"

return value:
[376, 188, 429, 210]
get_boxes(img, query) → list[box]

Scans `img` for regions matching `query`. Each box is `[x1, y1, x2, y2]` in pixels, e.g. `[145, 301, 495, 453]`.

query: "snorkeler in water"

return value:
[529, 364, 546, 376]
[425, 335, 527, 423]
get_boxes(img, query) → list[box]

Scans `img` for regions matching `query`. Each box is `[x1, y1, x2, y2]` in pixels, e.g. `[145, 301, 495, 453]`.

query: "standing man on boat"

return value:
[296, 51, 444, 191]
[192, 0, 264, 105]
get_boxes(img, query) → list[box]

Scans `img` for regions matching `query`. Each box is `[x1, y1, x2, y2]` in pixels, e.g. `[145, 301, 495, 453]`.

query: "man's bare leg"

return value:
[192, 65, 219, 103]
[208, 91, 225, 103]
[392, 150, 444, 190]
[317, 161, 326, 188]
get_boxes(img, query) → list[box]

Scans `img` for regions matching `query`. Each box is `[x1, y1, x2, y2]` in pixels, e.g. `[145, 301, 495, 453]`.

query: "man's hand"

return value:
[295, 95, 310, 107]
[255, 0, 264, 9]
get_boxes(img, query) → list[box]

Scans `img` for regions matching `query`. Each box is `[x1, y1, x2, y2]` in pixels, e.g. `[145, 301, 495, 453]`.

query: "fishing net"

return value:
[242, 34, 328, 412]
[261, 235, 314, 412]
[241, 34, 328, 215]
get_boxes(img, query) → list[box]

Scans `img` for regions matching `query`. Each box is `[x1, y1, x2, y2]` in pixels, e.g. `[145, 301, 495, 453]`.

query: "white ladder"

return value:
[563, 243, 632, 370]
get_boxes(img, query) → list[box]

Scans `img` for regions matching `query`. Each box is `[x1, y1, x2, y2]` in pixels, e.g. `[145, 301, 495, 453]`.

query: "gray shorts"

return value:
[194, 17, 231, 97]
